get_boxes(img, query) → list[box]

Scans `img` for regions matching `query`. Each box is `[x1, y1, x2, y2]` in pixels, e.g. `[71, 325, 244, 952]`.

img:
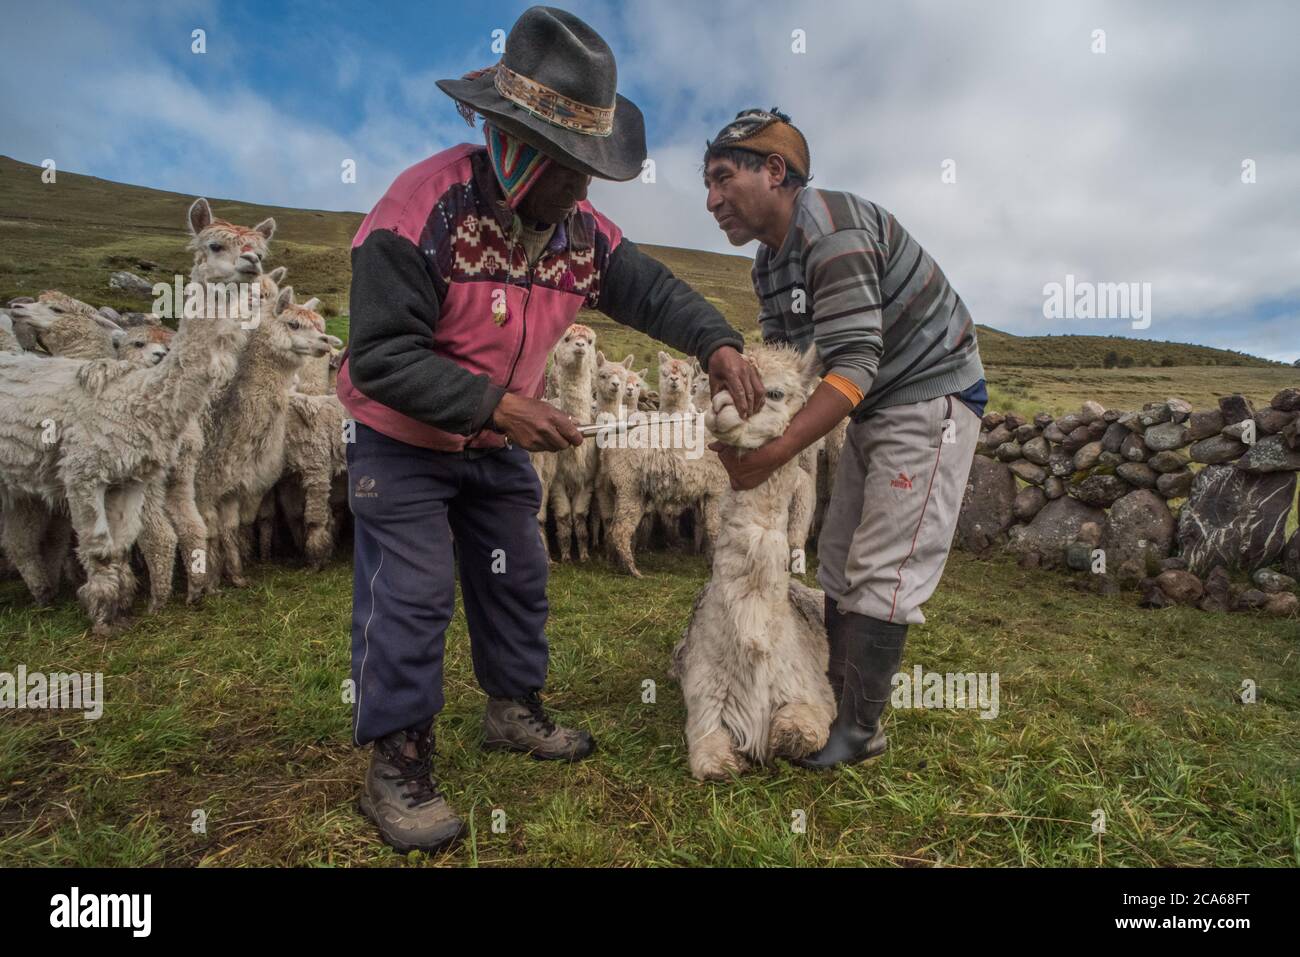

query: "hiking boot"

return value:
[482, 690, 596, 761]
[797, 613, 908, 770]
[359, 723, 466, 853]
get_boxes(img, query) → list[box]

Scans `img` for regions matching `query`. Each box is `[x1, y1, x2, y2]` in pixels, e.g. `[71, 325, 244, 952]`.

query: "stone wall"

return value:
[956, 389, 1300, 618]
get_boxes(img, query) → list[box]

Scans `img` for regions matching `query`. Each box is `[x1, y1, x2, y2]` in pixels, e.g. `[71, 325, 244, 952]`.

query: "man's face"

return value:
[704, 156, 775, 246]
[517, 160, 592, 226]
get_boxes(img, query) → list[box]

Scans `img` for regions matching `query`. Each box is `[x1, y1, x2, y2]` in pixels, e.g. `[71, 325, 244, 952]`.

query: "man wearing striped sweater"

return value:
[702, 108, 986, 769]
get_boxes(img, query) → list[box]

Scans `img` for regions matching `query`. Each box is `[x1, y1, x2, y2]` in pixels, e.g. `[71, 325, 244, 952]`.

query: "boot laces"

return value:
[382, 732, 443, 808]
[516, 691, 557, 737]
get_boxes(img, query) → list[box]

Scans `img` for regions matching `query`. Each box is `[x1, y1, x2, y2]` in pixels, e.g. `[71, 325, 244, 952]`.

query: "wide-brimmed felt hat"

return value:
[436, 6, 646, 182]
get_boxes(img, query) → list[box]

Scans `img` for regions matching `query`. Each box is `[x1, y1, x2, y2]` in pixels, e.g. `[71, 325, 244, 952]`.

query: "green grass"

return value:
[2, 549, 1296, 867]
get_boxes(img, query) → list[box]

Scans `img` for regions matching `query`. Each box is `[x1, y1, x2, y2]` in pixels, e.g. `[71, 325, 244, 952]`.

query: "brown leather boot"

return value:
[483, 691, 596, 761]
[359, 723, 465, 853]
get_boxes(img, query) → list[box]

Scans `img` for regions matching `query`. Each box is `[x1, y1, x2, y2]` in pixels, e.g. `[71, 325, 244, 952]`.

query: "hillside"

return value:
[1, 153, 1290, 411]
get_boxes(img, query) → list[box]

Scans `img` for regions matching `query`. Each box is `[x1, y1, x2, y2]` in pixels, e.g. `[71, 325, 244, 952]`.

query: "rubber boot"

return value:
[797, 612, 908, 769]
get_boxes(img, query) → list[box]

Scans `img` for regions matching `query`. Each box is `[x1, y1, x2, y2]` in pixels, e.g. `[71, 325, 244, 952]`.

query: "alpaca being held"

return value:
[675, 344, 835, 780]
[548, 323, 600, 562]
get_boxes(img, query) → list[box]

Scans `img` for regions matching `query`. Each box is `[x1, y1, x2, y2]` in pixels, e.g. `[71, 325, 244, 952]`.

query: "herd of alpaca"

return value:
[1, 201, 852, 782]
[0, 198, 343, 634]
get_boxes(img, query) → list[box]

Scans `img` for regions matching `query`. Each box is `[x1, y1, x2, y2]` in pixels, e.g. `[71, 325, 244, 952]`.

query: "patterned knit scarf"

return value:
[484, 122, 552, 209]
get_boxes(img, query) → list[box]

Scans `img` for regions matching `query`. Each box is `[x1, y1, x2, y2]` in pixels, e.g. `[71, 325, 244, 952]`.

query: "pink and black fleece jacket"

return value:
[337, 143, 745, 452]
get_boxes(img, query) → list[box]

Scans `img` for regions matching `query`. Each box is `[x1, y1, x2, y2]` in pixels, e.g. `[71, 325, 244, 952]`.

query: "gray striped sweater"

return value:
[752, 187, 984, 417]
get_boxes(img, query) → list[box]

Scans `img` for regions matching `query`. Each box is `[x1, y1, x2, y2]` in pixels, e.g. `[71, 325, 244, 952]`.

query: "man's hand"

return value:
[491, 392, 584, 451]
[707, 345, 765, 419]
[708, 436, 792, 491]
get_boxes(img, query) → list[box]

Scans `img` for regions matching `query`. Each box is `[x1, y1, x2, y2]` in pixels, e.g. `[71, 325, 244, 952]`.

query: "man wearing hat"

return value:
[337, 7, 763, 853]
[701, 108, 986, 770]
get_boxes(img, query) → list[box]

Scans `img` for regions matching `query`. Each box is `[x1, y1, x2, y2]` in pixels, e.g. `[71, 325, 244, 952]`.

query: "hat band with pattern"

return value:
[493, 62, 615, 137]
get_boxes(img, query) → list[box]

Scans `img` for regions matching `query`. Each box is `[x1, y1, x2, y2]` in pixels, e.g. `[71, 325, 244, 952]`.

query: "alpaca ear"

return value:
[796, 345, 821, 388]
[267, 266, 287, 286]
[254, 217, 277, 241]
[188, 198, 212, 236]
[596, 350, 606, 367]
[302, 297, 321, 312]
[622, 354, 634, 368]
[637, 367, 648, 379]
[275, 286, 294, 314]
[658, 350, 670, 365]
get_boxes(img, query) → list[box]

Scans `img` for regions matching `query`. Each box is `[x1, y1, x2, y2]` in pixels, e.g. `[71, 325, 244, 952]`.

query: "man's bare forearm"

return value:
[769, 380, 853, 461]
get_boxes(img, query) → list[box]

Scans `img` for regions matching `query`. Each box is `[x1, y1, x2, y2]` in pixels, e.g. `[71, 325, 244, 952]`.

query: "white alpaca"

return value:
[812, 418, 847, 541]
[194, 286, 338, 591]
[586, 351, 638, 551]
[675, 344, 835, 780]
[548, 323, 600, 562]
[600, 352, 727, 578]
[0, 269, 251, 633]
[277, 390, 348, 570]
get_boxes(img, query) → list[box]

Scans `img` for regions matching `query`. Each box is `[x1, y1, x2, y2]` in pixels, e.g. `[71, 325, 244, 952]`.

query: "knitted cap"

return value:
[706, 108, 811, 181]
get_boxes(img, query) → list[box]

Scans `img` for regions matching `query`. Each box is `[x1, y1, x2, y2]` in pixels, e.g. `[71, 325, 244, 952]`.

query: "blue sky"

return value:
[1, 0, 1298, 362]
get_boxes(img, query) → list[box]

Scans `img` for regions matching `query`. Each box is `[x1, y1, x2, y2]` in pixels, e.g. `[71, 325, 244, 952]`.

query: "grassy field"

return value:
[1, 548, 1297, 868]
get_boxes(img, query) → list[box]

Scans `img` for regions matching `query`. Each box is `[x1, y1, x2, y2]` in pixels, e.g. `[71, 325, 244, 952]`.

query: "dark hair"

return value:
[702, 145, 807, 188]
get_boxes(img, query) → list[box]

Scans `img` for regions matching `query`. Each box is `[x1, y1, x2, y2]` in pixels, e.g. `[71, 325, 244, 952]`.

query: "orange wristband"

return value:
[823, 373, 864, 407]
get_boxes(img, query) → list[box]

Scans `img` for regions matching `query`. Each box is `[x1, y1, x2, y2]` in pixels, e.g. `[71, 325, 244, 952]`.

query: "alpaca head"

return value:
[657, 352, 694, 410]
[623, 365, 649, 407]
[595, 351, 635, 405]
[689, 360, 711, 412]
[187, 197, 276, 285]
[262, 287, 342, 363]
[115, 324, 171, 367]
[9, 291, 124, 357]
[554, 323, 595, 375]
[705, 344, 821, 449]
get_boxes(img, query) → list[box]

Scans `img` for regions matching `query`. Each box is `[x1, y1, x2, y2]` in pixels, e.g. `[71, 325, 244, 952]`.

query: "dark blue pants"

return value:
[346, 423, 550, 745]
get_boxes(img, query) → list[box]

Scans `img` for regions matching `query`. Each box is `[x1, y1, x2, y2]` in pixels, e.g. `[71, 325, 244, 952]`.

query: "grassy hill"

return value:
[1, 153, 1292, 412]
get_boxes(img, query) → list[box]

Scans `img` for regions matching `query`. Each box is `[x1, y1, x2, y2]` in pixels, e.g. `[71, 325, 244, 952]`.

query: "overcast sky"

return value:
[1, 0, 1297, 361]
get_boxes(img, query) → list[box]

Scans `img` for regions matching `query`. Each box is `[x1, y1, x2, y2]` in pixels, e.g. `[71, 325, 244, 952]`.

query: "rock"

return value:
[1073, 441, 1104, 471]
[1156, 570, 1203, 605]
[1056, 413, 1084, 435]
[1101, 421, 1130, 454]
[1120, 433, 1149, 462]
[995, 440, 1023, 462]
[1148, 450, 1190, 474]
[1143, 421, 1190, 452]
[1087, 420, 1108, 440]
[1048, 450, 1075, 478]
[1116, 462, 1159, 489]
[1158, 556, 1188, 572]
[97, 305, 121, 322]
[1166, 398, 1192, 423]
[1043, 422, 1068, 444]
[1235, 434, 1300, 473]
[1098, 451, 1125, 468]
[1102, 409, 1123, 423]
[1033, 412, 1054, 430]
[1009, 460, 1047, 486]
[1013, 485, 1048, 522]
[1222, 420, 1254, 442]
[1284, 419, 1300, 452]
[1063, 425, 1092, 454]
[1010, 496, 1108, 565]
[1137, 404, 1173, 429]
[1271, 388, 1300, 413]
[108, 270, 155, 298]
[1014, 423, 1039, 443]
[957, 456, 1018, 553]
[1118, 559, 1147, 589]
[1252, 569, 1297, 594]
[1139, 578, 1169, 609]
[1117, 411, 1144, 434]
[1004, 413, 1027, 431]
[982, 412, 1005, 430]
[1155, 469, 1194, 499]
[1076, 521, 1103, 547]
[1233, 588, 1269, 611]
[1073, 473, 1130, 508]
[986, 424, 1013, 449]
[1284, 530, 1300, 579]
[1079, 400, 1106, 424]
[1066, 541, 1094, 571]
[1186, 410, 1225, 441]
[1218, 394, 1255, 426]
[1177, 465, 1296, 575]
[1255, 408, 1296, 436]
[1021, 435, 1051, 466]
[1189, 435, 1247, 464]
[1044, 476, 1066, 500]
[1201, 566, 1232, 611]
[1102, 490, 1176, 570]
[1264, 592, 1299, 618]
